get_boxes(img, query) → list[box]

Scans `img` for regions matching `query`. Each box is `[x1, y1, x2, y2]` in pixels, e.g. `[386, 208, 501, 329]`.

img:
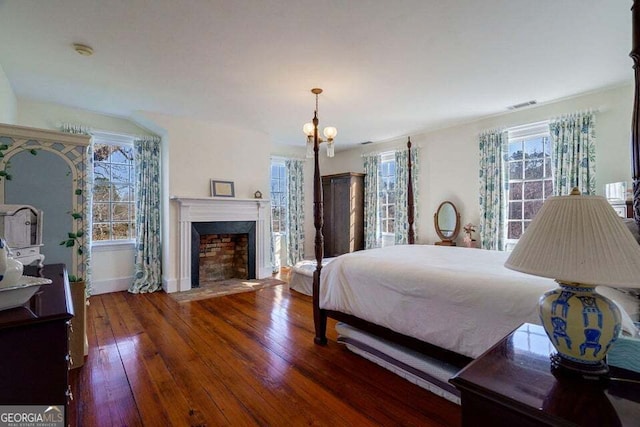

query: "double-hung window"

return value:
[92, 133, 136, 243]
[378, 152, 396, 246]
[506, 122, 552, 250]
[270, 161, 287, 234]
[270, 160, 287, 268]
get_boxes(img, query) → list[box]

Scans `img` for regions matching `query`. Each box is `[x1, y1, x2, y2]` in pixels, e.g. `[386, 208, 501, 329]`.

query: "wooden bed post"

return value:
[631, 0, 640, 227]
[311, 89, 328, 345]
[407, 137, 415, 244]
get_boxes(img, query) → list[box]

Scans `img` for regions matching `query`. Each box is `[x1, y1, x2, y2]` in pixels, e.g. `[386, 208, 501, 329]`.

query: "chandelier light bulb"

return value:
[323, 126, 337, 140]
[303, 122, 315, 137]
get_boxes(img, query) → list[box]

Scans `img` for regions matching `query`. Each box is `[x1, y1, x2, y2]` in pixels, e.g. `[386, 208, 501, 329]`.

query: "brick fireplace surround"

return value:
[172, 197, 271, 292]
[199, 233, 249, 283]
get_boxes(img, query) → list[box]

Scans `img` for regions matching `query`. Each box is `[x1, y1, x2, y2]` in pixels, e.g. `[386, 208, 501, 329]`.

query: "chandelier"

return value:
[303, 88, 337, 158]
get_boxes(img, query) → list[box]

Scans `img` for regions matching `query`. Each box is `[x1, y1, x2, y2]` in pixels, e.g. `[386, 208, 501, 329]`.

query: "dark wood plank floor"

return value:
[70, 281, 461, 426]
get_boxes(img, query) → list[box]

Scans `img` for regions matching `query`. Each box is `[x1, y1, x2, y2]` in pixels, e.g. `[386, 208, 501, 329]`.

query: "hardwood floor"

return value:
[70, 281, 461, 426]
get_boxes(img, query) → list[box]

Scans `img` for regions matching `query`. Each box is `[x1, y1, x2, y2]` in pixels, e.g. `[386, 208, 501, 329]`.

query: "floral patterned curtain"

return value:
[549, 112, 596, 196]
[60, 123, 93, 295]
[363, 154, 380, 249]
[285, 159, 305, 265]
[130, 136, 162, 293]
[394, 147, 419, 244]
[478, 130, 508, 250]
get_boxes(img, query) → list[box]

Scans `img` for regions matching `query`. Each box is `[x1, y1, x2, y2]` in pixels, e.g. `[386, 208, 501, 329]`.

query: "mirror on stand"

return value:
[434, 201, 460, 246]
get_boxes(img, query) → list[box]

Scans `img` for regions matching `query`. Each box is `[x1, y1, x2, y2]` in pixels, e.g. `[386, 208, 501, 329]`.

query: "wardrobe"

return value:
[321, 172, 365, 257]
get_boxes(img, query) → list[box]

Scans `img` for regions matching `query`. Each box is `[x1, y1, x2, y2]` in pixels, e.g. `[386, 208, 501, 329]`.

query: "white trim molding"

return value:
[171, 196, 271, 293]
[91, 275, 134, 295]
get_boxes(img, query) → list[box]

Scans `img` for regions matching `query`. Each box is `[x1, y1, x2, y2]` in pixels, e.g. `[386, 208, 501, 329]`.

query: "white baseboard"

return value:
[163, 277, 178, 293]
[90, 276, 134, 295]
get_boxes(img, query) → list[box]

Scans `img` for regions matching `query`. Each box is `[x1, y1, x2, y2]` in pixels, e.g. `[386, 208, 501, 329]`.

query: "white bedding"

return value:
[320, 244, 639, 359]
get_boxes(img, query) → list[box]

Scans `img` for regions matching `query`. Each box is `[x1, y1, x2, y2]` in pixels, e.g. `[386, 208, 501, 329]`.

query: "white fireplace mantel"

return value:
[171, 196, 271, 292]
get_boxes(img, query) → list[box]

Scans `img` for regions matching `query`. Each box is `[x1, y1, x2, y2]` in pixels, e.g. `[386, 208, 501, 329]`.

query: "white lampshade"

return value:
[505, 189, 640, 287]
[303, 122, 315, 137]
[323, 126, 337, 140]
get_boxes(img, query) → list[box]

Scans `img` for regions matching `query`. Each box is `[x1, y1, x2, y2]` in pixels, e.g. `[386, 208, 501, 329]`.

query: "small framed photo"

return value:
[211, 180, 235, 197]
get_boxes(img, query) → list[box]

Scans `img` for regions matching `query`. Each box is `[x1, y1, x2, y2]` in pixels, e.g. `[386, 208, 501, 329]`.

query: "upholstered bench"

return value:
[289, 258, 334, 296]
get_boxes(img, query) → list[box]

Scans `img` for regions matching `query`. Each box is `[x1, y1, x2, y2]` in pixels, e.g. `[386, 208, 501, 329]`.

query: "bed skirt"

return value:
[335, 322, 462, 404]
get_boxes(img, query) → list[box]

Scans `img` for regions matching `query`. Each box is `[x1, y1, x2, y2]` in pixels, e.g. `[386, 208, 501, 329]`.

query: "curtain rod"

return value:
[270, 154, 307, 161]
[59, 122, 159, 141]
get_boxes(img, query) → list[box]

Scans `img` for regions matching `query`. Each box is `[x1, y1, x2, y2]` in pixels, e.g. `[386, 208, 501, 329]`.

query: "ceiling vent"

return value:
[508, 100, 537, 110]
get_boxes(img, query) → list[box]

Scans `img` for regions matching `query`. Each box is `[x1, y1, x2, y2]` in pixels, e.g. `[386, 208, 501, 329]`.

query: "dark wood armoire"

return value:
[322, 172, 365, 257]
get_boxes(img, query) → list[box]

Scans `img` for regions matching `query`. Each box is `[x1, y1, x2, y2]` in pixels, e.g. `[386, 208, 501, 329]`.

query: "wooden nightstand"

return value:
[450, 323, 640, 426]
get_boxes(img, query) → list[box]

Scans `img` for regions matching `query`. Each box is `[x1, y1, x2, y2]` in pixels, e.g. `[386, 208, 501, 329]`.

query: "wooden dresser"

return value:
[322, 172, 365, 257]
[0, 264, 74, 418]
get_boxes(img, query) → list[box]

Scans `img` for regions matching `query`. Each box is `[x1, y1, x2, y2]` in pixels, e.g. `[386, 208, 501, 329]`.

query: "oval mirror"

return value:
[434, 201, 460, 245]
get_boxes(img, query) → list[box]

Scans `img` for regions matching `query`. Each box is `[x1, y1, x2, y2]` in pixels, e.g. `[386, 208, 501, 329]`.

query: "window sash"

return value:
[378, 154, 396, 235]
[506, 131, 552, 245]
[270, 162, 287, 234]
[92, 137, 136, 243]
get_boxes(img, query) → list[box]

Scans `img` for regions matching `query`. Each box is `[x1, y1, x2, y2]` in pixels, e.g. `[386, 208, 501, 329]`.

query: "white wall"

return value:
[0, 64, 16, 124]
[138, 112, 273, 292]
[17, 99, 150, 135]
[15, 99, 154, 294]
[304, 83, 633, 251]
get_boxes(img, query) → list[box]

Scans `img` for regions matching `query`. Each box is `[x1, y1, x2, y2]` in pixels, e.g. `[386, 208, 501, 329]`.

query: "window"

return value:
[92, 135, 136, 242]
[378, 152, 396, 239]
[270, 161, 286, 233]
[506, 123, 552, 248]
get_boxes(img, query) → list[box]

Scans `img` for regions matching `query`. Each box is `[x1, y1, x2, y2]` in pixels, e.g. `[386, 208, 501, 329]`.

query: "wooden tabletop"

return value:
[450, 323, 640, 426]
[0, 264, 73, 328]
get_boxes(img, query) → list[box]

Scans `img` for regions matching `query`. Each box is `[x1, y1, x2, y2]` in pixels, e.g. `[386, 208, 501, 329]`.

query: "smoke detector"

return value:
[73, 43, 94, 56]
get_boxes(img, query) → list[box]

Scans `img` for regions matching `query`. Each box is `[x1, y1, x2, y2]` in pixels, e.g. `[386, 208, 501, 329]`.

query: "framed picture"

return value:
[211, 180, 235, 197]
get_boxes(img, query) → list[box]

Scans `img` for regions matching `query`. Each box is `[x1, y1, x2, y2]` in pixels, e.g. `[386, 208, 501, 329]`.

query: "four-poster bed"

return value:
[309, 1, 640, 381]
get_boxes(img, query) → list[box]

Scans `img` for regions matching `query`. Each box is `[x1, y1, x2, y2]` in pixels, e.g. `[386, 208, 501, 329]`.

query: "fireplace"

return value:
[172, 196, 271, 293]
[191, 221, 256, 287]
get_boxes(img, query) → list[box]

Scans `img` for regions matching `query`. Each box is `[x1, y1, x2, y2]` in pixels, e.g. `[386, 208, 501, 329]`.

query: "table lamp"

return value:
[505, 188, 640, 377]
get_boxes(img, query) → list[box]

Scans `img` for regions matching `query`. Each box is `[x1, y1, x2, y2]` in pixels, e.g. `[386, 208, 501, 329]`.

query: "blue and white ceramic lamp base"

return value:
[539, 281, 622, 376]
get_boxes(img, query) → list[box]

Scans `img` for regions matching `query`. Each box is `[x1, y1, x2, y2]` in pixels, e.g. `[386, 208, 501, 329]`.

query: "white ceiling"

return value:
[0, 0, 633, 149]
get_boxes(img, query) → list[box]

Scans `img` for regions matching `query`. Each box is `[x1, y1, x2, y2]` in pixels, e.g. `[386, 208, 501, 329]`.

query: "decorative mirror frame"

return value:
[0, 124, 90, 281]
[434, 200, 461, 246]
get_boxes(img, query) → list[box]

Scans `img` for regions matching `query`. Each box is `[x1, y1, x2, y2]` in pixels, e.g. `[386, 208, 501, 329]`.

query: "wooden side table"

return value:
[450, 323, 640, 426]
